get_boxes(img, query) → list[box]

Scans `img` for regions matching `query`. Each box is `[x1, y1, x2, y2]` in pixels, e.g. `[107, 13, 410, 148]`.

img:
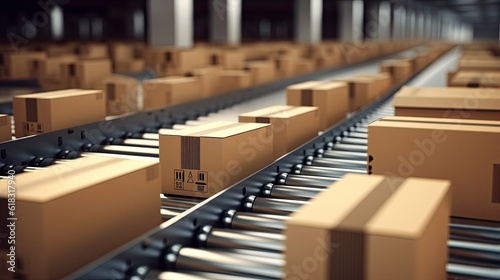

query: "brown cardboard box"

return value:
[185, 66, 222, 97]
[210, 51, 244, 70]
[333, 77, 379, 111]
[60, 59, 113, 89]
[114, 59, 145, 73]
[219, 70, 251, 93]
[271, 56, 296, 78]
[142, 77, 201, 111]
[294, 58, 315, 75]
[147, 48, 209, 75]
[459, 59, 500, 72]
[0, 114, 11, 142]
[415, 53, 431, 71]
[13, 89, 106, 137]
[287, 81, 349, 130]
[448, 71, 500, 88]
[37, 55, 78, 90]
[368, 116, 500, 221]
[356, 73, 392, 97]
[245, 61, 276, 85]
[93, 75, 139, 116]
[380, 60, 412, 85]
[159, 121, 273, 198]
[0, 156, 161, 280]
[0, 51, 46, 80]
[239, 105, 319, 158]
[74, 44, 108, 59]
[285, 174, 451, 280]
[394, 86, 500, 120]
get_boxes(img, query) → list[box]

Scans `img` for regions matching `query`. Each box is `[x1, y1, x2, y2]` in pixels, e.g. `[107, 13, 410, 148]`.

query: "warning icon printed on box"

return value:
[197, 171, 208, 184]
[174, 170, 184, 189]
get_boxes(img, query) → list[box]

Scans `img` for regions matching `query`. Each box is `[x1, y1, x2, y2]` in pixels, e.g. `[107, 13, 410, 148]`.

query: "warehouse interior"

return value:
[0, 0, 499, 279]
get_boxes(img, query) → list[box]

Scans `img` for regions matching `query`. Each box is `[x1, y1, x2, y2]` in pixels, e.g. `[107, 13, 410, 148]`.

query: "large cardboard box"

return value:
[37, 55, 78, 90]
[356, 73, 392, 97]
[333, 77, 379, 111]
[380, 60, 412, 85]
[394, 86, 500, 120]
[211, 51, 244, 70]
[271, 56, 296, 78]
[285, 174, 451, 280]
[245, 61, 276, 85]
[94, 75, 139, 116]
[219, 70, 251, 93]
[114, 59, 145, 73]
[185, 66, 222, 97]
[0, 114, 11, 142]
[458, 59, 500, 72]
[59, 59, 113, 89]
[294, 58, 315, 75]
[239, 105, 319, 158]
[287, 81, 349, 130]
[159, 121, 273, 198]
[368, 116, 500, 221]
[147, 48, 208, 75]
[13, 89, 106, 137]
[74, 44, 108, 59]
[0, 156, 161, 280]
[0, 51, 46, 80]
[142, 77, 200, 110]
[448, 71, 500, 88]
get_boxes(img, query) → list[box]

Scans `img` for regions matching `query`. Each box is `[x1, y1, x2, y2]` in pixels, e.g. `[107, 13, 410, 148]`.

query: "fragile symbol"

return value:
[187, 172, 194, 183]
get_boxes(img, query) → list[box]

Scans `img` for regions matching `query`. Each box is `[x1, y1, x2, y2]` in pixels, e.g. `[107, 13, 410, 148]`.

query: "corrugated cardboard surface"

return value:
[239, 105, 319, 158]
[93, 74, 139, 116]
[285, 174, 451, 280]
[160, 121, 273, 198]
[219, 70, 251, 93]
[368, 116, 500, 221]
[287, 81, 349, 130]
[0, 156, 161, 279]
[13, 89, 106, 137]
[0, 114, 11, 142]
[142, 77, 201, 110]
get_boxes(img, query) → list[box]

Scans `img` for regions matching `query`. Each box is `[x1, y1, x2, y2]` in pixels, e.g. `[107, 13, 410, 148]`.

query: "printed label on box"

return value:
[22, 122, 43, 135]
[174, 169, 208, 193]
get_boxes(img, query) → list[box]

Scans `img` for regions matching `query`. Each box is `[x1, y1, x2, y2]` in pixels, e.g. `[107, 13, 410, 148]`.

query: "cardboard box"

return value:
[37, 55, 78, 90]
[159, 121, 273, 198]
[0, 156, 161, 280]
[333, 77, 379, 111]
[294, 58, 315, 75]
[0, 114, 11, 142]
[356, 73, 392, 97]
[459, 59, 500, 72]
[142, 77, 200, 111]
[13, 89, 106, 137]
[245, 61, 276, 85]
[74, 44, 108, 59]
[93, 75, 139, 116]
[0, 51, 46, 80]
[219, 70, 251, 93]
[60, 59, 113, 89]
[368, 116, 500, 221]
[210, 51, 244, 70]
[394, 86, 500, 121]
[114, 59, 145, 73]
[185, 66, 222, 97]
[147, 48, 208, 75]
[380, 60, 412, 85]
[239, 105, 319, 158]
[287, 81, 349, 130]
[285, 174, 451, 280]
[448, 71, 500, 88]
[271, 56, 296, 78]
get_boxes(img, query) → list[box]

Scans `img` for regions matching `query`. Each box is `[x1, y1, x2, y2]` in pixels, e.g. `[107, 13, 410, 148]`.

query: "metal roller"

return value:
[448, 240, 500, 264]
[161, 209, 183, 220]
[161, 244, 283, 279]
[243, 195, 308, 215]
[128, 266, 263, 280]
[305, 156, 366, 170]
[222, 210, 288, 232]
[447, 263, 500, 280]
[450, 224, 500, 244]
[321, 150, 367, 161]
[277, 172, 337, 187]
[261, 183, 322, 200]
[344, 131, 368, 139]
[331, 143, 367, 153]
[196, 225, 284, 252]
[121, 139, 159, 147]
[98, 145, 159, 157]
[337, 137, 368, 146]
[293, 164, 365, 178]
[161, 196, 201, 210]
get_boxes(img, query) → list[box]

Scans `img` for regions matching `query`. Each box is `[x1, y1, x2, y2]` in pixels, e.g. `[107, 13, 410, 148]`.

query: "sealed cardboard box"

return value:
[13, 89, 106, 137]
[159, 121, 273, 198]
[448, 71, 500, 88]
[142, 77, 201, 110]
[74, 44, 108, 59]
[380, 60, 412, 84]
[147, 48, 208, 75]
[185, 66, 222, 97]
[219, 70, 251, 93]
[239, 105, 319, 158]
[270, 56, 296, 78]
[368, 116, 500, 221]
[0, 114, 11, 142]
[394, 86, 500, 120]
[59, 59, 113, 89]
[210, 51, 244, 70]
[294, 58, 315, 75]
[356, 73, 392, 97]
[0, 156, 161, 280]
[0, 51, 46, 80]
[333, 77, 379, 111]
[245, 61, 276, 85]
[458, 59, 500, 72]
[36, 55, 78, 90]
[94, 74, 139, 116]
[114, 59, 145, 73]
[285, 174, 451, 280]
[287, 81, 349, 130]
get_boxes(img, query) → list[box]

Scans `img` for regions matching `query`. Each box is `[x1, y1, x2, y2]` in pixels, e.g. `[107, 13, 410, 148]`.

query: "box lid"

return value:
[287, 81, 325, 91]
[160, 121, 270, 138]
[14, 89, 102, 100]
[0, 156, 158, 203]
[287, 174, 450, 239]
[393, 86, 500, 110]
[239, 105, 318, 119]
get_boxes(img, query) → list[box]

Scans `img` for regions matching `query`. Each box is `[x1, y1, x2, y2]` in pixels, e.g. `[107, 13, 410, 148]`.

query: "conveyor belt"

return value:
[67, 47, 500, 280]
